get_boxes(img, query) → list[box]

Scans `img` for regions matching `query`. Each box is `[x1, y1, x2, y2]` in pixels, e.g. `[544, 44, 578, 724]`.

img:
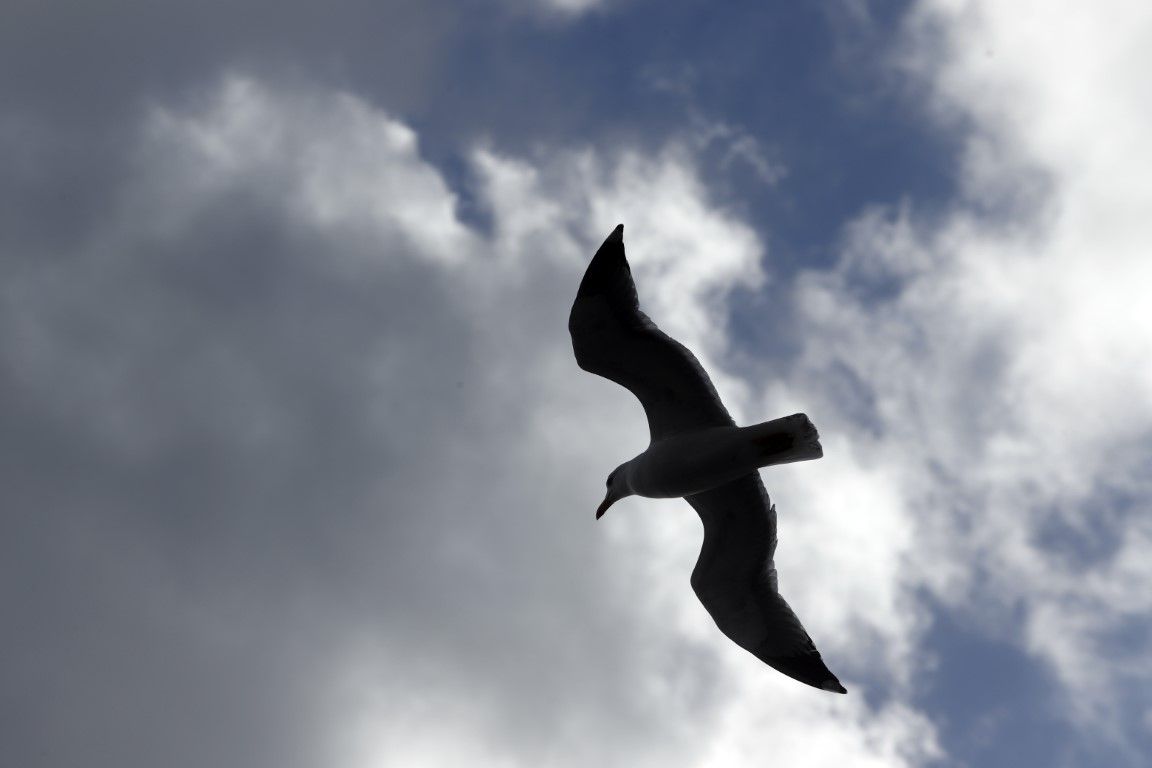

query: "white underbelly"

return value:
[629, 427, 761, 498]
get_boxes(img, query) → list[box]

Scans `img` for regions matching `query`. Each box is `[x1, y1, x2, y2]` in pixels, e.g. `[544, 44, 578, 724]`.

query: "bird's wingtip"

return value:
[822, 680, 848, 694]
[575, 223, 632, 300]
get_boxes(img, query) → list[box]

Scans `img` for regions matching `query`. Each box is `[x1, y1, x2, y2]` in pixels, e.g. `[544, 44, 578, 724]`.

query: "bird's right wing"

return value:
[686, 474, 846, 693]
[568, 225, 735, 441]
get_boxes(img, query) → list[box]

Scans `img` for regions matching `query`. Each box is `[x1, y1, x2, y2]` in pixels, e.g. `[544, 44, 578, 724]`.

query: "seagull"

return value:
[569, 224, 846, 694]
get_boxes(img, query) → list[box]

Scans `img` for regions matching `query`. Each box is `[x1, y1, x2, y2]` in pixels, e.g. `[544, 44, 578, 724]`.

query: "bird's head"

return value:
[596, 463, 633, 520]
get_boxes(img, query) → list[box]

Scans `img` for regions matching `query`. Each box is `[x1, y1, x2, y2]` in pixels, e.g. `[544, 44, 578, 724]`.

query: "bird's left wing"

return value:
[686, 473, 847, 693]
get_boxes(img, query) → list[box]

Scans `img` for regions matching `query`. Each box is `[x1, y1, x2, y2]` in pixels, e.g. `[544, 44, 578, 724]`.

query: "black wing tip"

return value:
[759, 649, 847, 694]
[576, 223, 631, 300]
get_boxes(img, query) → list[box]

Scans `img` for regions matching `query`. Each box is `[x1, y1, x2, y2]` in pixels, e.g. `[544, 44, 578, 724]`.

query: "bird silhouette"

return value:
[569, 224, 846, 694]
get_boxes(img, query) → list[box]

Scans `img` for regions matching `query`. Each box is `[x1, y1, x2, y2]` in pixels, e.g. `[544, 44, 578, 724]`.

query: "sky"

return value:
[2, 1, 1151, 766]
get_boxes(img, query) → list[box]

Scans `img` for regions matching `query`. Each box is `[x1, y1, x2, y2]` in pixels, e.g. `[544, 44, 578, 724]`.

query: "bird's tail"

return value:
[749, 413, 823, 468]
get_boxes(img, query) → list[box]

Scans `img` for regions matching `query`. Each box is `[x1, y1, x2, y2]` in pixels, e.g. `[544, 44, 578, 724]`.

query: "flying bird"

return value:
[569, 224, 846, 694]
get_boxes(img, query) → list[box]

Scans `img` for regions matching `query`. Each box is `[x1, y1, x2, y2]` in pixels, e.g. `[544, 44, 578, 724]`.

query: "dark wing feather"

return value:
[686, 474, 846, 693]
[568, 225, 734, 441]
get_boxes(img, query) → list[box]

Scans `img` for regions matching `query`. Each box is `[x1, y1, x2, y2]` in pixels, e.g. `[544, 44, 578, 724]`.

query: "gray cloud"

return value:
[0, 76, 732, 768]
[0, 72, 944, 767]
[0, 0, 458, 116]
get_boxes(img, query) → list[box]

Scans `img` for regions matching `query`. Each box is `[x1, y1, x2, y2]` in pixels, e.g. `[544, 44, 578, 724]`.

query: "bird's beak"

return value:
[596, 492, 616, 520]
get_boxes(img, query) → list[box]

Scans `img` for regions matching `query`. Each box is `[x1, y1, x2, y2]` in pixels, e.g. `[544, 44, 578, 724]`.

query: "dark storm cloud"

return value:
[1, 172, 467, 767]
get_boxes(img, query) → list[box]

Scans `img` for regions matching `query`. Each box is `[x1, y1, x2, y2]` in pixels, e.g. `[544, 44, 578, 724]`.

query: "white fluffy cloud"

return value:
[784, 0, 1152, 748]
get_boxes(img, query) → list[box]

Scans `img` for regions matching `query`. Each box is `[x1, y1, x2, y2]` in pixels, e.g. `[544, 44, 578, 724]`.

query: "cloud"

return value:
[8, 3, 1150, 765]
[490, 0, 616, 20]
[0, 74, 941, 768]
[539, 0, 611, 15]
[776, 0, 1152, 754]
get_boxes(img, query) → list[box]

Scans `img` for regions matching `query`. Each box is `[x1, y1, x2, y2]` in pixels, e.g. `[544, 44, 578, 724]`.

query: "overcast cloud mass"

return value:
[2, 1, 1151, 767]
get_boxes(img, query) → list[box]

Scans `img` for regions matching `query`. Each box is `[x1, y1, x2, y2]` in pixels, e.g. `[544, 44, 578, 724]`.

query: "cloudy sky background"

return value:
[3, 1, 1151, 766]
